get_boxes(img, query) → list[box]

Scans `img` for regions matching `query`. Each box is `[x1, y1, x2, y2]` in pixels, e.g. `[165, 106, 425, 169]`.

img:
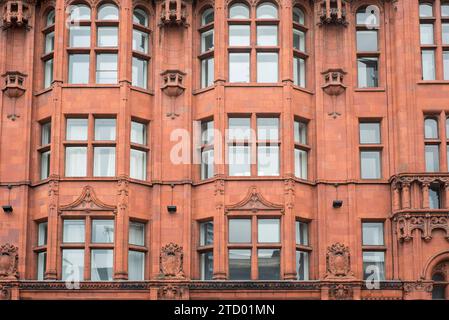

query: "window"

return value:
[198, 221, 213, 280]
[362, 222, 385, 280]
[228, 117, 251, 176]
[132, 8, 151, 89]
[93, 118, 116, 177]
[130, 120, 148, 180]
[294, 120, 309, 179]
[97, 26, 118, 47]
[96, 53, 118, 84]
[65, 147, 87, 177]
[69, 26, 91, 47]
[359, 121, 382, 179]
[356, 6, 380, 88]
[201, 119, 214, 179]
[98, 3, 119, 20]
[257, 117, 279, 176]
[35, 221, 48, 280]
[61, 217, 115, 281]
[422, 50, 436, 80]
[39, 121, 51, 179]
[42, 9, 55, 88]
[66, 118, 88, 140]
[296, 221, 310, 280]
[256, 3, 278, 83]
[199, 8, 214, 88]
[424, 117, 440, 172]
[429, 182, 442, 209]
[128, 221, 146, 280]
[293, 7, 307, 87]
[432, 273, 447, 300]
[228, 217, 281, 280]
[68, 54, 90, 84]
[229, 53, 250, 82]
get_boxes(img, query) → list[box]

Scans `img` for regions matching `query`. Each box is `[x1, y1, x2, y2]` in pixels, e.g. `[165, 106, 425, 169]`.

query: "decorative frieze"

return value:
[317, 0, 349, 26]
[159, 0, 188, 27]
[394, 212, 449, 242]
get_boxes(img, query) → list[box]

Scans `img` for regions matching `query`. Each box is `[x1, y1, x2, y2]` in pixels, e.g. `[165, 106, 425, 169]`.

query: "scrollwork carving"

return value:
[324, 243, 354, 279]
[0, 243, 19, 280]
[159, 243, 185, 279]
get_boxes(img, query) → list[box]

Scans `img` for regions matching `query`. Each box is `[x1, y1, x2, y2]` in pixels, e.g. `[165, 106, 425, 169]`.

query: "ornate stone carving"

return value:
[157, 285, 186, 299]
[117, 179, 129, 211]
[2, 0, 32, 30]
[225, 186, 284, 213]
[322, 69, 346, 96]
[159, 0, 188, 27]
[161, 70, 186, 97]
[159, 243, 185, 279]
[403, 280, 433, 296]
[284, 179, 295, 209]
[0, 243, 19, 280]
[2, 71, 26, 98]
[0, 284, 11, 300]
[59, 186, 117, 214]
[48, 179, 59, 210]
[324, 243, 354, 279]
[214, 179, 225, 196]
[329, 284, 353, 300]
[317, 0, 349, 26]
[394, 213, 449, 242]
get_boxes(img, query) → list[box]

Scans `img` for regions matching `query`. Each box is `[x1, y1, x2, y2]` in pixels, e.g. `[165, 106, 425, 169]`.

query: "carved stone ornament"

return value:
[318, 0, 349, 26]
[225, 186, 284, 213]
[2, 0, 32, 30]
[394, 213, 449, 242]
[157, 285, 186, 300]
[403, 280, 433, 296]
[161, 70, 186, 97]
[58, 186, 117, 214]
[0, 284, 11, 300]
[159, 0, 188, 27]
[0, 243, 19, 280]
[2, 71, 26, 98]
[322, 69, 346, 96]
[159, 243, 185, 279]
[329, 284, 353, 300]
[324, 242, 354, 279]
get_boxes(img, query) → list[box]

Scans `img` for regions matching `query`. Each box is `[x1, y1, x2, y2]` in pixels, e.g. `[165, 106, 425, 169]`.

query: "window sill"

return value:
[417, 80, 449, 85]
[292, 85, 314, 95]
[224, 83, 284, 88]
[193, 85, 215, 95]
[130, 86, 154, 95]
[354, 87, 385, 92]
[61, 84, 121, 89]
[34, 87, 53, 96]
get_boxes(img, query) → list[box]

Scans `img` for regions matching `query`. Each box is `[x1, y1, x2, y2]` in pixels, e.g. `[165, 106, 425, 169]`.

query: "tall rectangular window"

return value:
[44, 59, 54, 88]
[362, 221, 385, 280]
[39, 121, 51, 180]
[97, 26, 118, 47]
[93, 147, 116, 177]
[293, 56, 305, 87]
[228, 117, 251, 176]
[128, 221, 146, 281]
[68, 54, 90, 84]
[132, 11, 151, 89]
[294, 120, 309, 179]
[229, 249, 251, 280]
[424, 117, 440, 172]
[95, 119, 116, 141]
[422, 50, 436, 80]
[257, 117, 279, 176]
[96, 53, 118, 84]
[199, 220, 213, 280]
[133, 29, 149, 53]
[91, 249, 113, 281]
[258, 249, 280, 280]
[257, 52, 278, 83]
[444, 51, 449, 80]
[359, 121, 382, 179]
[130, 121, 148, 180]
[36, 221, 48, 280]
[201, 57, 214, 88]
[229, 53, 250, 83]
[62, 249, 84, 282]
[357, 57, 379, 88]
[132, 57, 148, 89]
[296, 220, 310, 280]
[65, 147, 87, 177]
[201, 120, 214, 180]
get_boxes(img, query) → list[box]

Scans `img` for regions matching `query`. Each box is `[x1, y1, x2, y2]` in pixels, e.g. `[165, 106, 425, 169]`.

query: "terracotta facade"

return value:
[0, 0, 448, 300]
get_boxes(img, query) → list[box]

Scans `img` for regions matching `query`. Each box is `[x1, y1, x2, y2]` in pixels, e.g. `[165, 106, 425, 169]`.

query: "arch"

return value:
[256, 2, 278, 19]
[419, 2, 434, 18]
[292, 6, 305, 25]
[424, 117, 439, 139]
[97, 2, 119, 20]
[67, 2, 91, 21]
[45, 8, 55, 27]
[201, 6, 214, 26]
[133, 7, 149, 26]
[132, 0, 155, 26]
[422, 250, 449, 280]
[228, 1, 250, 19]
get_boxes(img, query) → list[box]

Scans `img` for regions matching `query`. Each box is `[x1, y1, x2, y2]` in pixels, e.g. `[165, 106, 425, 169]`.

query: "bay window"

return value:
[132, 8, 151, 89]
[199, 8, 214, 88]
[42, 9, 55, 88]
[293, 7, 307, 87]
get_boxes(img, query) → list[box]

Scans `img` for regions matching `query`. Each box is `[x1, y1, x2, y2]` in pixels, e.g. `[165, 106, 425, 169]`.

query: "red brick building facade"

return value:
[0, 0, 448, 300]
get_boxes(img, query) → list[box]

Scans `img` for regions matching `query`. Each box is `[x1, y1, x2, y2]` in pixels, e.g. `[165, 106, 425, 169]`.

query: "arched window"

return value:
[256, 2, 277, 19]
[229, 3, 249, 19]
[293, 7, 306, 88]
[132, 8, 151, 89]
[96, 3, 119, 83]
[199, 7, 214, 88]
[69, 4, 91, 20]
[98, 3, 119, 20]
[46, 9, 55, 26]
[424, 117, 440, 172]
[43, 8, 55, 88]
[425, 118, 439, 139]
[356, 6, 380, 88]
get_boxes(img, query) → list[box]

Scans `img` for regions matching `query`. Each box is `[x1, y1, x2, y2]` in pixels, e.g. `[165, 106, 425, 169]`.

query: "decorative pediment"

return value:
[225, 186, 284, 213]
[58, 186, 117, 214]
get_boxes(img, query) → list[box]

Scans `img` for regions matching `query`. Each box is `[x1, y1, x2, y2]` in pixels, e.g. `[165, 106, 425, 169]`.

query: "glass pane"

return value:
[229, 3, 249, 19]
[420, 24, 434, 45]
[422, 50, 436, 80]
[229, 25, 250, 46]
[229, 118, 251, 140]
[62, 249, 84, 281]
[92, 220, 115, 243]
[360, 122, 381, 144]
[200, 221, 214, 246]
[228, 145, 251, 176]
[201, 57, 214, 88]
[133, 29, 149, 53]
[296, 250, 309, 280]
[46, 9, 55, 26]
[44, 58, 54, 88]
[357, 57, 379, 88]
[432, 284, 446, 299]
[293, 56, 305, 87]
[425, 145, 440, 172]
[68, 54, 89, 84]
[256, 3, 278, 19]
[69, 4, 91, 20]
[128, 250, 145, 280]
[37, 252, 46, 280]
[66, 118, 88, 140]
[95, 118, 116, 140]
[229, 249, 251, 280]
[295, 148, 308, 179]
[40, 151, 50, 180]
[444, 52, 449, 80]
[257, 25, 277, 46]
[98, 4, 119, 20]
[93, 147, 116, 177]
[360, 151, 381, 179]
[293, 29, 305, 51]
[131, 121, 147, 145]
[257, 52, 278, 83]
[293, 7, 305, 25]
[362, 222, 384, 245]
[201, 120, 214, 145]
[424, 118, 438, 139]
[258, 249, 280, 280]
[200, 252, 213, 280]
[130, 148, 147, 180]
[96, 54, 118, 84]
[258, 219, 280, 243]
[38, 222, 48, 246]
[294, 121, 307, 144]
[257, 118, 279, 140]
[363, 251, 385, 280]
[69, 26, 90, 47]
[429, 185, 441, 209]
[91, 249, 113, 281]
[202, 8, 214, 25]
[201, 149, 214, 179]
[357, 30, 378, 51]
[296, 221, 309, 245]
[45, 31, 54, 53]
[132, 57, 148, 89]
[133, 9, 148, 26]
[257, 145, 279, 176]
[63, 220, 85, 243]
[419, 3, 433, 17]
[442, 3, 449, 17]
[201, 29, 214, 53]
[97, 26, 118, 47]
[229, 53, 250, 82]
[41, 122, 51, 145]
[229, 219, 251, 243]
[129, 222, 145, 246]
[65, 147, 87, 177]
